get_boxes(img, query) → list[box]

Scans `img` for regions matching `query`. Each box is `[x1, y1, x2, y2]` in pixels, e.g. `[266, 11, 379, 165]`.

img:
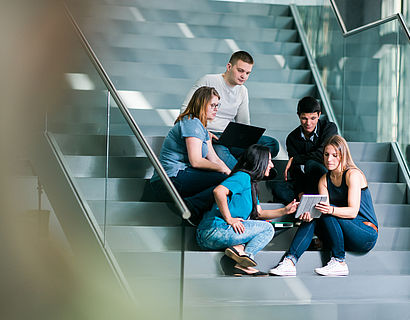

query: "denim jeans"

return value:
[286, 212, 378, 264]
[150, 167, 227, 222]
[196, 220, 274, 258]
[271, 160, 327, 204]
[212, 133, 280, 170]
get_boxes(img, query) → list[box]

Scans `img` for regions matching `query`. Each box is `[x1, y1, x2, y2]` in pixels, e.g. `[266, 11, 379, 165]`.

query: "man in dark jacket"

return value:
[272, 96, 338, 204]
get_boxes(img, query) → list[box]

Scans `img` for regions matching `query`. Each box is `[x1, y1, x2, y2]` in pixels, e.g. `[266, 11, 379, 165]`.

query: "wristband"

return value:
[332, 206, 335, 214]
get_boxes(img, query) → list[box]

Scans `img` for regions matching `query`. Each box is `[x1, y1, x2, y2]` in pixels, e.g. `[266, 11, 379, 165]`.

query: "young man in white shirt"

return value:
[181, 51, 279, 170]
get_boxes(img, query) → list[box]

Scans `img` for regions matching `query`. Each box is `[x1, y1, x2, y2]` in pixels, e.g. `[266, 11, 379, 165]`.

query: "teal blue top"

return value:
[197, 171, 258, 230]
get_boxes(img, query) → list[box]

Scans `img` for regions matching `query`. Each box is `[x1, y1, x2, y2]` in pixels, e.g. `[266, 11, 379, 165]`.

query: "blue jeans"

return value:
[212, 133, 280, 170]
[150, 167, 227, 221]
[196, 220, 274, 258]
[286, 212, 378, 264]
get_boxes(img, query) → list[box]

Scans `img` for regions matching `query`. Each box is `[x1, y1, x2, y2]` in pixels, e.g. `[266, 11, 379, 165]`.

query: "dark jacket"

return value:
[286, 118, 338, 166]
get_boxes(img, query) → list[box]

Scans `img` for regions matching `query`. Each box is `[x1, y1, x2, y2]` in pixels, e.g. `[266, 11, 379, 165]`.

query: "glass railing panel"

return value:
[45, 14, 110, 245]
[297, 2, 345, 129]
[105, 95, 184, 319]
[341, 19, 399, 142]
[333, 0, 402, 31]
[398, 26, 410, 168]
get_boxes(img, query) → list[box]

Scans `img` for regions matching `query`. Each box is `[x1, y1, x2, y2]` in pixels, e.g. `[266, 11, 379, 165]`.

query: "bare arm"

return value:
[315, 170, 362, 219]
[284, 157, 293, 181]
[206, 140, 231, 175]
[256, 200, 298, 219]
[214, 185, 244, 233]
[186, 137, 227, 173]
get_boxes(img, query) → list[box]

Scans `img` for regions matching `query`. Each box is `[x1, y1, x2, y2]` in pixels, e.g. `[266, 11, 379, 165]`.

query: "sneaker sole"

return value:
[314, 269, 349, 276]
[268, 271, 296, 277]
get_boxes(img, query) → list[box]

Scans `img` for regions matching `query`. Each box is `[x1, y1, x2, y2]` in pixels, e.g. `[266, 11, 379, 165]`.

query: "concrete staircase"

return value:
[46, 0, 410, 319]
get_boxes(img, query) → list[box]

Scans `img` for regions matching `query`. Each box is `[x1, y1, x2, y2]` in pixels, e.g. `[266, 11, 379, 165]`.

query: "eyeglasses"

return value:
[209, 103, 219, 110]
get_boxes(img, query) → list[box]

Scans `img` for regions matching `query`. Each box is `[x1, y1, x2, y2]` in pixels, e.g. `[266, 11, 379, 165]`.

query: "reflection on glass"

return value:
[105, 94, 184, 319]
[298, 2, 345, 131]
[398, 26, 410, 168]
[343, 20, 399, 142]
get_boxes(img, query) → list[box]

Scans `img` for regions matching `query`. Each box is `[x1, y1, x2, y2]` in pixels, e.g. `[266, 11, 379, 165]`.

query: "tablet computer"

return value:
[295, 194, 328, 219]
[216, 122, 266, 148]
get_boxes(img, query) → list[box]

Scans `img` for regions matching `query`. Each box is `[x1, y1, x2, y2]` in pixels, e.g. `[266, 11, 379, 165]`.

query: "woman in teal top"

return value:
[151, 86, 231, 224]
[197, 145, 298, 276]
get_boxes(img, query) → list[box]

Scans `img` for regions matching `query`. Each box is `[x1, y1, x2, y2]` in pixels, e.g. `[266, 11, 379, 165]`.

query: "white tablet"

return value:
[295, 194, 328, 219]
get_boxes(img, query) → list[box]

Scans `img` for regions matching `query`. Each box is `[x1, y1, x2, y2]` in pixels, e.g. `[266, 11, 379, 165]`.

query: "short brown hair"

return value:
[175, 86, 220, 127]
[229, 51, 254, 66]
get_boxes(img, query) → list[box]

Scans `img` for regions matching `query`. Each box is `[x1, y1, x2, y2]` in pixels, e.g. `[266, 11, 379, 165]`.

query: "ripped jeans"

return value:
[196, 220, 274, 259]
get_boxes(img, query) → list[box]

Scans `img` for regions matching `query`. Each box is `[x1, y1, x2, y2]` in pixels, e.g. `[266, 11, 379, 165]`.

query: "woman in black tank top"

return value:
[269, 135, 378, 277]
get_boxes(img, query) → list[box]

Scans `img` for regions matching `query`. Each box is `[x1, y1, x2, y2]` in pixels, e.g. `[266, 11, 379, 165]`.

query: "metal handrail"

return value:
[63, 4, 190, 219]
[330, 0, 410, 39]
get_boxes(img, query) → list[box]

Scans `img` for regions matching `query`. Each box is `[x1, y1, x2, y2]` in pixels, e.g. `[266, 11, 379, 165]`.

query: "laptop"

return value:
[216, 122, 266, 148]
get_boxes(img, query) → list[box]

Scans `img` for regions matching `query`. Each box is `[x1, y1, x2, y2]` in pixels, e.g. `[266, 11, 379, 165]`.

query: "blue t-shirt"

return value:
[197, 171, 257, 230]
[153, 116, 209, 180]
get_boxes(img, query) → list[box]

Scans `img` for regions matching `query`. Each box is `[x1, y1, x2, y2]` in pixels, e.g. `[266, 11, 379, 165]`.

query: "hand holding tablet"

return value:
[295, 194, 328, 219]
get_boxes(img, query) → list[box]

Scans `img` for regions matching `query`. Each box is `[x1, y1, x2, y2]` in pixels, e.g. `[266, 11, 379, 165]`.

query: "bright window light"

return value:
[224, 39, 240, 52]
[65, 73, 95, 90]
[177, 23, 195, 38]
[129, 7, 145, 22]
[118, 90, 152, 109]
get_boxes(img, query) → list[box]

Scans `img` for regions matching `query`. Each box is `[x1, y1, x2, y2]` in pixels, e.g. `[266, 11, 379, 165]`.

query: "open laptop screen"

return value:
[216, 122, 266, 148]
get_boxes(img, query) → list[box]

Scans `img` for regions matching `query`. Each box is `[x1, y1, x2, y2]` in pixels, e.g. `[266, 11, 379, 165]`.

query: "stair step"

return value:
[346, 142, 391, 162]
[86, 6, 295, 29]
[65, 156, 154, 178]
[84, 200, 410, 228]
[182, 275, 410, 302]
[54, 135, 392, 164]
[82, 0, 291, 16]
[83, 18, 299, 43]
[375, 204, 410, 227]
[105, 226, 410, 252]
[92, 47, 308, 70]
[97, 76, 315, 98]
[96, 61, 312, 83]
[114, 250, 410, 277]
[54, 133, 165, 157]
[92, 34, 304, 56]
[65, 154, 398, 183]
[182, 299, 410, 320]
[88, 200, 182, 226]
[75, 177, 407, 203]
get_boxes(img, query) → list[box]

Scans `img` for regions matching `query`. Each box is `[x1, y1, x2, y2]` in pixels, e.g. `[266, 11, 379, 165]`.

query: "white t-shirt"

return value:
[181, 74, 250, 133]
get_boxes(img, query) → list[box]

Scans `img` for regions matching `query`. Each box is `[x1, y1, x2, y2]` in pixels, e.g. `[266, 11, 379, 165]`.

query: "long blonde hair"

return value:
[325, 135, 357, 172]
[175, 86, 220, 127]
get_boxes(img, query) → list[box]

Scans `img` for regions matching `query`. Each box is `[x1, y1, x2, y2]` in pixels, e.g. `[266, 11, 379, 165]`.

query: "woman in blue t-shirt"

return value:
[196, 145, 298, 276]
[151, 86, 231, 224]
[270, 135, 378, 277]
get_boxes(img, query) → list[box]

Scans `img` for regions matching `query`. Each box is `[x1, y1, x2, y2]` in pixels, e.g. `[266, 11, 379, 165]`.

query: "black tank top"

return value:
[326, 169, 378, 227]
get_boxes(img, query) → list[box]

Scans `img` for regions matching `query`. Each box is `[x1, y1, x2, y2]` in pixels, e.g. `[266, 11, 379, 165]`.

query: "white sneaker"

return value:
[315, 257, 349, 276]
[269, 258, 296, 276]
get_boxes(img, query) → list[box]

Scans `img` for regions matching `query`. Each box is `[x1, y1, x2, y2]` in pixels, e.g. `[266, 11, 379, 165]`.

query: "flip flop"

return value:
[233, 266, 268, 277]
[225, 247, 257, 267]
